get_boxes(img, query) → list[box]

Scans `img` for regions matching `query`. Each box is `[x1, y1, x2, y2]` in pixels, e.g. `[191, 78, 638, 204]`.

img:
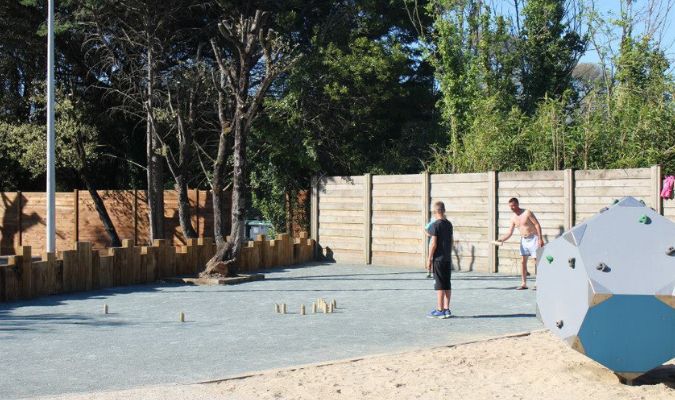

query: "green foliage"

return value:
[4, 92, 98, 178]
[429, 0, 674, 175]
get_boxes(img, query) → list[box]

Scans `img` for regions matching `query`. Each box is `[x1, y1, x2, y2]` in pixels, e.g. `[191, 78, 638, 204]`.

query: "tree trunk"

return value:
[74, 134, 121, 248]
[176, 175, 197, 239]
[229, 116, 247, 265]
[203, 116, 245, 277]
[79, 170, 122, 247]
[146, 46, 165, 242]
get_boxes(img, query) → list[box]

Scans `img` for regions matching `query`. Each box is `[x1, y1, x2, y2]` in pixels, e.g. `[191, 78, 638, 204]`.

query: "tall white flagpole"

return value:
[46, 0, 56, 253]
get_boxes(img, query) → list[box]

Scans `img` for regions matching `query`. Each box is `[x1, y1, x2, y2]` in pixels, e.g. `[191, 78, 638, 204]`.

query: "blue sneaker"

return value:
[444, 309, 452, 318]
[427, 309, 446, 319]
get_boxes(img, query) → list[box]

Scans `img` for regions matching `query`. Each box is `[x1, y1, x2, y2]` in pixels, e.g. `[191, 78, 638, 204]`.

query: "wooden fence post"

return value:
[564, 169, 575, 229]
[651, 165, 663, 215]
[133, 189, 138, 245]
[17, 191, 22, 247]
[74, 189, 79, 243]
[422, 171, 430, 268]
[364, 173, 372, 264]
[487, 171, 497, 273]
[310, 176, 319, 259]
[194, 188, 200, 236]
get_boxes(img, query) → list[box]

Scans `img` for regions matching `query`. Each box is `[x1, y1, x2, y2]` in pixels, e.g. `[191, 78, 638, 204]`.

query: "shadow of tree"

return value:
[1, 192, 42, 255]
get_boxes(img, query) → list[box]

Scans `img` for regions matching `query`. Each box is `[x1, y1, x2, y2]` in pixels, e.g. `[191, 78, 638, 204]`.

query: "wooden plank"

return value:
[372, 174, 424, 184]
[497, 188, 564, 197]
[431, 173, 488, 184]
[319, 241, 363, 251]
[487, 171, 497, 273]
[371, 228, 421, 240]
[372, 203, 421, 212]
[372, 188, 423, 197]
[364, 173, 372, 265]
[498, 171, 564, 181]
[498, 204, 564, 213]
[371, 215, 419, 226]
[319, 209, 365, 218]
[575, 186, 651, 197]
[371, 252, 421, 267]
[574, 179, 651, 188]
[322, 176, 364, 184]
[61, 250, 78, 293]
[372, 182, 425, 191]
[76, 242, 93, 291]
[320, 202, 364, 211]
[432, 188, 500, 198]
[312, 176, 320, 258]
[319, 235, 363, 245]
[371, 243, 422, 254]
[15, 246, 32, 299]
[319, 215, 364, 224]
[651, 165, 663, 215]
[574, 196, 650, 205]
[498, 180, 564, 188]
[575, 168, 650, 180]
[422, 171, 430, 268]
[318, 222, 367, 231]
[318, 196, 364, 204]
[3, 258, 20, 301]
[431, 181, 497, 192]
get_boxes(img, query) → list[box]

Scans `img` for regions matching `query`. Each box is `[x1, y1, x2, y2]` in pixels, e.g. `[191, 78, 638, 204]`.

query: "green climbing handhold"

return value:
[612, 199, 619, 205]
[638, 215, 650, 224]
[546, 255, 554, 264]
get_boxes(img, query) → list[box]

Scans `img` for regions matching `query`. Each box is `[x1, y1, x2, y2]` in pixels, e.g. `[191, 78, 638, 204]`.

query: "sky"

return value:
[580, 1, 675, 65]
[493, 1, 675, 67]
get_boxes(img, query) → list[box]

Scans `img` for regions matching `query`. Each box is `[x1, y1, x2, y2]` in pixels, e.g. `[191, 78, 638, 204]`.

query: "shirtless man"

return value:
[496, 198, 544, 290]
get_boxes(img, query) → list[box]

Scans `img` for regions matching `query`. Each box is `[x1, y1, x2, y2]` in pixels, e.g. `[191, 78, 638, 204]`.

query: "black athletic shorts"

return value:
[433, 260, 452, 290]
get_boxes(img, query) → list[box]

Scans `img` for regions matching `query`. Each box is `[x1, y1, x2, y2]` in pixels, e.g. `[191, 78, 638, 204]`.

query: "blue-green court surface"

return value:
[0, 263, 541, 399]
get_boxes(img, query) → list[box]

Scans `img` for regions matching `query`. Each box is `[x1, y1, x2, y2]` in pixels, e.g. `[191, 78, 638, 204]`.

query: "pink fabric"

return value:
[661, 175, 674, 199]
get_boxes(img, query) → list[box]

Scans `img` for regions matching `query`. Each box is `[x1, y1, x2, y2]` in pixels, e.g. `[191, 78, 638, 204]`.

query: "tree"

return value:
[517, 0, 587, 114]
[5, 93, 122, 247]
[203, 6, 299, 277]
[81, 0, 193, 242]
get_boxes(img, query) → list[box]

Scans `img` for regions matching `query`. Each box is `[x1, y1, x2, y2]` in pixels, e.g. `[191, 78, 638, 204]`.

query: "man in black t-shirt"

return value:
[427, 201, 453, 319]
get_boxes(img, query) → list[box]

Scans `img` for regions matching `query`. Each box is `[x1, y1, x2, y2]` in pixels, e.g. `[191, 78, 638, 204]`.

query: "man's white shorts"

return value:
[520, 235, 540, 257]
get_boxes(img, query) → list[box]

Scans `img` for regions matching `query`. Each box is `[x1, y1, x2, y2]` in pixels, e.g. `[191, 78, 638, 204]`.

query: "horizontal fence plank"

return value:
[320, 202, 364, 211]
[322, 176, 364, 184]
[498, 180, 564, 189]
[319, 189, 364, 198]
[498, 171, 564, 181]
[575, 168, 650, 180]
[372, 175, 422, 184]
[431, 173, 488, 184]
[372, 182, 422, 191]
[319, 209, 365, 218]
[372, 203, 422, 212]
[575, 186, 650, 197]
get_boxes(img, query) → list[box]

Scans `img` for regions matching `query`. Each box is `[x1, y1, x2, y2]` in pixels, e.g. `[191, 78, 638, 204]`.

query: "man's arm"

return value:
[528, 212, 544, 247]
[498, 220, 516, 243]
[427, 236, 437, 271]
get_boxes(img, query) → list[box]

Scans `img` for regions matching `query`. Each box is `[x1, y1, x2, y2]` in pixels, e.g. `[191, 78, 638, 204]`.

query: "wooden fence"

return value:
[0, 232, 315, 303]
[0, 188, 308, 256]
[311, 166, 670, 274]
[0, 189, 221, 255]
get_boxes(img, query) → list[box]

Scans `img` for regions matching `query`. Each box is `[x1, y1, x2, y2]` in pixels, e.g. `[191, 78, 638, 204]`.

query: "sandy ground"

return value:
[35, 330, 673, 400]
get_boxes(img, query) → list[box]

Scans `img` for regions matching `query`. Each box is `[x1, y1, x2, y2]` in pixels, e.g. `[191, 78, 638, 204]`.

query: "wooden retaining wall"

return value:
[0, 232, 315, 303]
[313, 166, 670, 273]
